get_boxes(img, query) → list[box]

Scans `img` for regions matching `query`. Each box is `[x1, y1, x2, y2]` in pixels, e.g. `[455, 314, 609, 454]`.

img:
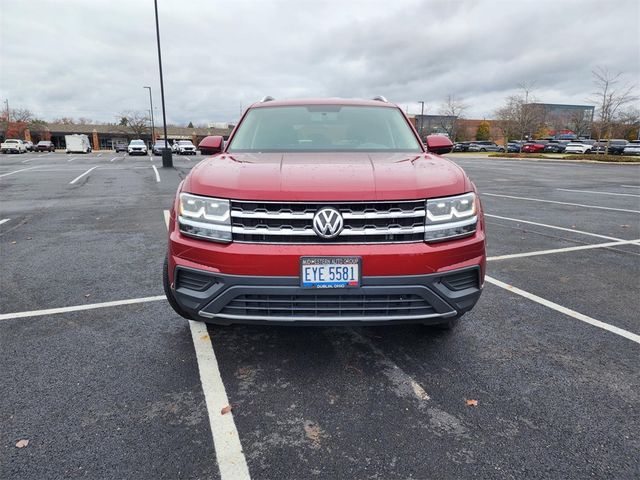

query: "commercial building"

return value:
[15, 123, 234, 150]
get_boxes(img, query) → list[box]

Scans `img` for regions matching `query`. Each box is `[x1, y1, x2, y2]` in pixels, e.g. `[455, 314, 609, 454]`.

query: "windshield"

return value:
[178, 141, 193, 145]
[37, 141, 49, 145]
[227, 105, 422, 153]
[130, 140, 145, 145]
[5, 140, 18, 143]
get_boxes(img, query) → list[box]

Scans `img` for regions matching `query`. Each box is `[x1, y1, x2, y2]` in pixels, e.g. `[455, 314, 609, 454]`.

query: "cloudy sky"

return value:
[1, 0, 638, 125]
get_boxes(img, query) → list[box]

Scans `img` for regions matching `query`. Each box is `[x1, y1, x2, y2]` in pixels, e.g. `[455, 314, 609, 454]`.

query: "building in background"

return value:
[527, 103, 595, 138]
[18, 123, 234, 149]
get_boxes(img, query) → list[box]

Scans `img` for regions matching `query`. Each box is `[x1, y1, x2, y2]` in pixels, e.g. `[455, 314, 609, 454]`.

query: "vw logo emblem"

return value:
[312, 207, 344, 239]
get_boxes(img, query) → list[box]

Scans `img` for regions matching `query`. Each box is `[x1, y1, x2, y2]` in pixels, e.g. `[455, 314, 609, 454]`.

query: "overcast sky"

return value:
[1, 0, 638, 125]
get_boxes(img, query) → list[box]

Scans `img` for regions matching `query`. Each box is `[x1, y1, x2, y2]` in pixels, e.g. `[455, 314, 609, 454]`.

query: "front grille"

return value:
[230, 200, 426, 244]
[219, 293, 436, 318]
[176, 269, 214, 291]
[441, 270, 479, 291]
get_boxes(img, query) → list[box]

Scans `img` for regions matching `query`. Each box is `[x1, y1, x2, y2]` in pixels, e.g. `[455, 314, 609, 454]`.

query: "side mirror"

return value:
[425, 135, 454, 154]
[198, 135, 224, 155]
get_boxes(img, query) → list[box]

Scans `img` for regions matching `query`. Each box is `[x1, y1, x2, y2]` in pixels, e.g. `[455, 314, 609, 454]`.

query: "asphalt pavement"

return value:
[1, 151, 638, 479]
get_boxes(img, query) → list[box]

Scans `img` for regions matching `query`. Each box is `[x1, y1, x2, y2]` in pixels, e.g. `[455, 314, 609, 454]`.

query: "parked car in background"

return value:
[543, 141, 569, 153]
[65, 134, 92, 153]
[622, 141, 640, 156]
[36, 140, 55, 152]
[176, 140, 197, 155]
[114, 141, 128, 153]
[127, 139, 148, 155]
[1, 139, 27, 154]
[467, 141, 505, 152]
[564, 142, 593, 154]
[152, 140, 170, 155]
[507, 142, 523, 153]
[452, 142, 471, 152]
[592, 139, 628, 154]
[521, 141, 547, 153]
[23, 140, 34, 151]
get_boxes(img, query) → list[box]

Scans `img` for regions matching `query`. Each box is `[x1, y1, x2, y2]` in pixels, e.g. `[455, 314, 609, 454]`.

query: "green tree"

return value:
[475, 121, 491, 141]
[187, 121, 194, 128]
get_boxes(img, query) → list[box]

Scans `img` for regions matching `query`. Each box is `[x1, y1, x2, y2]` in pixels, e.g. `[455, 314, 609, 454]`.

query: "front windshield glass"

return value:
[178, 141, 193, 145]
[130, 140, 144, 145]
[227, 105, 422, 153]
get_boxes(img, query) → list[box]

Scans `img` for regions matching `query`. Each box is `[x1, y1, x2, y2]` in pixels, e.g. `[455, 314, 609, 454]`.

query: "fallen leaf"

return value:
[11, 241, 17, 244]
[466, 399, 478, 407]
[15, 439, 29, 448]
[84, 294, 91, 298]
[621, 224, 629, 228]
[221, 405, 232, 415]
[26, 237, 32, 240]
[570, 225, 576, 228]
[200, 334, 210, 341]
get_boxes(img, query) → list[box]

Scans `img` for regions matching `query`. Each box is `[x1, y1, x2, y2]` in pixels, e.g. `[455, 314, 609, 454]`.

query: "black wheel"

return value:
[163, 256, 195, 320]
[480, 148, 486, 152]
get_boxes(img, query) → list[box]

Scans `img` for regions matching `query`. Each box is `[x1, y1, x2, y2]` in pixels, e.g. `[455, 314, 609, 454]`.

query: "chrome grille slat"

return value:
[231, 200, 426, 244]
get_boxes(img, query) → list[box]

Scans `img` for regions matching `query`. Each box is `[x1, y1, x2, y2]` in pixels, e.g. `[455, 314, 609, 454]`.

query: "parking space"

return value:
[1, 155, 638, 479]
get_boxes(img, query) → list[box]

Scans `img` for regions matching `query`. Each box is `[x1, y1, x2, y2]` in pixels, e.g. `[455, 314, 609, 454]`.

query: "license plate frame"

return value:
[300, 256, 361, 289]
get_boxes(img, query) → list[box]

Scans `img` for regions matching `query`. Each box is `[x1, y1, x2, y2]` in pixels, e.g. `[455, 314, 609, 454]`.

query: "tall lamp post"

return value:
[418, 101, 425, 140]
[153, 0, 172, 168]
[143, 86, 155, 144]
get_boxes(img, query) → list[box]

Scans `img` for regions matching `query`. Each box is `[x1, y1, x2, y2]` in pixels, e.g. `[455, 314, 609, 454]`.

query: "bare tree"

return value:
[53, 117, 76, 125]
[437, 94, 467, 140]
[117, 111, 150, 138]
[494, 83, 546, 141]
[10, 108, 34, 123]
[590, 67, 637, 151]
[614, 107, 640, 140]
[568, 109, 592, 138]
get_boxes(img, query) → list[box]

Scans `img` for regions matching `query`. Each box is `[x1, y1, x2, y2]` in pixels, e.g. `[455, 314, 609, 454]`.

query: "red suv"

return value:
[164, 98, 485, 328]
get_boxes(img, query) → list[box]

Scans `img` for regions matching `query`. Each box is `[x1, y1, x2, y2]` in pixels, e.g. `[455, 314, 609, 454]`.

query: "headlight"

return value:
[425, 192, 477, 242]
[178, 193, 232, 243]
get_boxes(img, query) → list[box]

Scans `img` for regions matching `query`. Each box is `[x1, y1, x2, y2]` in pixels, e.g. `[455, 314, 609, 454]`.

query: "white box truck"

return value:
[65, 134, 92, 154]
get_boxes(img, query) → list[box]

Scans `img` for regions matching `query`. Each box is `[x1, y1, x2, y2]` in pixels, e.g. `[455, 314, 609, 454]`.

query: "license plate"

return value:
[300, 257, 361, 289]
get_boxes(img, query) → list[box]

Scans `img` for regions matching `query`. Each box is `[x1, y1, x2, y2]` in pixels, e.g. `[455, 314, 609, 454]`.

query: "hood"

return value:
[184, 152, 470, 201]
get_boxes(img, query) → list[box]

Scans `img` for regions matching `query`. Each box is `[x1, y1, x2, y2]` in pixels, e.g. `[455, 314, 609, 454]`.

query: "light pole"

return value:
[153, 0, 172, 168]
[418, 101, 425, 140]
[143, 86, 155, 144]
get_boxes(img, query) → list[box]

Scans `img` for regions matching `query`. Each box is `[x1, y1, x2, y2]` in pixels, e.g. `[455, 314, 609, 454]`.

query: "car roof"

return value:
[250, 98, 397, 109]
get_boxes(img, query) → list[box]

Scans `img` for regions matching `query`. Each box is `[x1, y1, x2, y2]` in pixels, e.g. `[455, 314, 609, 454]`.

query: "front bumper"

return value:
[170, 265, 482, 325]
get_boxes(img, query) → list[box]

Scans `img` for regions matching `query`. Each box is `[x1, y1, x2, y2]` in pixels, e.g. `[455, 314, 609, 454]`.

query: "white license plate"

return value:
[300, 257, 361, 289]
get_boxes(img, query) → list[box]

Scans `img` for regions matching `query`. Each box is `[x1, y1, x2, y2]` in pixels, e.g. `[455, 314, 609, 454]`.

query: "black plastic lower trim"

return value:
[171, 264, 482, 326]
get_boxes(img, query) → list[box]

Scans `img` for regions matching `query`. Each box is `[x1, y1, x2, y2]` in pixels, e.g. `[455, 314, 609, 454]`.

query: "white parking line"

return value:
[483, 192, 640, 214]
[0, 295, 166, 321]
[69, 166, 98, 184]
[0, 218, 10, 226]
[188, 321, 251, 480]
[152, 165, 161, 182]
[110, 156, 120, 162]
[557, 188, 640, 198]
[97, 153, 102, 157]
[67, 157, 78, 163]
[487, 239, 640, 261]
[37, 154, 47, 157]
[0, 166, 40, 178]
[484, 214, 624, 242]
[621, 185, 640, 189]
[163, 209, 250, 480]
[485, 276, 640, 345]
